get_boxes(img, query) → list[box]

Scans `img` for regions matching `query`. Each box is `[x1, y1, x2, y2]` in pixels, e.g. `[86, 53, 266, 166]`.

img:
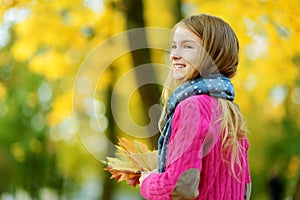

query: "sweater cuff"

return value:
[140, 174, 153, 198]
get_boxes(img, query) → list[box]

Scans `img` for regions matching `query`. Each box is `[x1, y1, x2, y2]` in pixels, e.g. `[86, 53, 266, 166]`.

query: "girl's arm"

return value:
[140, 95, 214, 200]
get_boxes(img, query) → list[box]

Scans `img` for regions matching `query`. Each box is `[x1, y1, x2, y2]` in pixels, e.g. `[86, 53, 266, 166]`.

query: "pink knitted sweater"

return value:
[140, 95, 251, 200]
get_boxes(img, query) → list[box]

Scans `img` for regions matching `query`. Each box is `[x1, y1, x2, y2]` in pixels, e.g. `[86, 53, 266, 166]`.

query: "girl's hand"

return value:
[139, 169, 158, 185]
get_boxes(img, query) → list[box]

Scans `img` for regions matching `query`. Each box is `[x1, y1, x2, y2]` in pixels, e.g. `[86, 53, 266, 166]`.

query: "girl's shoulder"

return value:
[178, 94, 218, 110]
[176, 94, 220, 120]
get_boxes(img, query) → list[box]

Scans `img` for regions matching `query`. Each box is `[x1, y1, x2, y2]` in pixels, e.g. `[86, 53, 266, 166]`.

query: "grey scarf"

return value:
[158, 74, 235, 172]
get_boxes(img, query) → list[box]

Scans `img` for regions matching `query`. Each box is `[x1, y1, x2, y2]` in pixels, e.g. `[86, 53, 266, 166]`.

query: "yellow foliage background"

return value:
[0, 0, 299, 199]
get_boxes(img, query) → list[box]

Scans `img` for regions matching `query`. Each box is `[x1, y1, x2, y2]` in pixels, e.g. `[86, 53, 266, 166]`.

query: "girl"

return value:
[139, 14, 251, 200]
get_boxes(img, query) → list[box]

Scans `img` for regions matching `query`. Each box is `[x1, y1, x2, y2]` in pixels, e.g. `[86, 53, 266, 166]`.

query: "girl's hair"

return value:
[159, 14, 247, 179]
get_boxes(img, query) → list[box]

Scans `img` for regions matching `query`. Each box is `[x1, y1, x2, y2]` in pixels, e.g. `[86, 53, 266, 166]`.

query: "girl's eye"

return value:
[184, 44, 193, 49]
[171, 44, 177, 49]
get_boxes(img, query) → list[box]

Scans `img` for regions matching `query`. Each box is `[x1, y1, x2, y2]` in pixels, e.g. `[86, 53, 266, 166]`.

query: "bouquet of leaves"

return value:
[103, 137, 158, 187]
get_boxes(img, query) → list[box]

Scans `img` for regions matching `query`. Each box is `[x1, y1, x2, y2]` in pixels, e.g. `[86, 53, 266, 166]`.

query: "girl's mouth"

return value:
[173, 64, 186, 69]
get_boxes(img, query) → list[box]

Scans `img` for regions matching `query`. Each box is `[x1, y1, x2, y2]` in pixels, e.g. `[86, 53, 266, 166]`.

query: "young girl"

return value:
[139, 14, 251, 200]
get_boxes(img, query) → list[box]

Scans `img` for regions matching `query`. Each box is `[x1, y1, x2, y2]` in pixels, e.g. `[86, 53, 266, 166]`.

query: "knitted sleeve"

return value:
[140, 95, 214, 200]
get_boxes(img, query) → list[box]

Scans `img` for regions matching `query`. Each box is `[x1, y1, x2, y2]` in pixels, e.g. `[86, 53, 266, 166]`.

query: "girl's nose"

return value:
[170, 51, 181, 60]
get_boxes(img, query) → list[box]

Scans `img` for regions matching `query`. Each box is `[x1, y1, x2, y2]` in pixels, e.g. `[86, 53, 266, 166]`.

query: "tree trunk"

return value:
[293, 175, 300, 200]
[122, 0, 161, 149]
[120, 0, 184, 149]
[174, 0, 183, 23]
[102, 67, 118, 200]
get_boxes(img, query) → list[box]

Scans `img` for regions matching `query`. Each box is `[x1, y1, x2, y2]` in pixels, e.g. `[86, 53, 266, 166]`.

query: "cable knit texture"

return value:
[140, 95, 251, 200]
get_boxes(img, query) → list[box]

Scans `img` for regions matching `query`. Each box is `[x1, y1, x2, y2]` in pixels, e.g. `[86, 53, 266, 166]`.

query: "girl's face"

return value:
[170, 25, 202, 80]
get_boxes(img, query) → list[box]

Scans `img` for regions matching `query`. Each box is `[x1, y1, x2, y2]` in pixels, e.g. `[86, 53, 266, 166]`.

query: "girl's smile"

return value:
[170, 26, 203, 80]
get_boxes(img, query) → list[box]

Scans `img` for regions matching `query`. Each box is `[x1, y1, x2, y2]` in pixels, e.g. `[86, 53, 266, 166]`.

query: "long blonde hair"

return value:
[159, 14, 247, 178]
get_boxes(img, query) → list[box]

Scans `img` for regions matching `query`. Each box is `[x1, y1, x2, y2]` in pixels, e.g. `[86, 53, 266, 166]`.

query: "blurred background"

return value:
[0, 0, 299, 199]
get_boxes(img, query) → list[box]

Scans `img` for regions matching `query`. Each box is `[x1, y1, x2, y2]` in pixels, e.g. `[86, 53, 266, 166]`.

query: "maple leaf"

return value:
[103, 137, 158, 187]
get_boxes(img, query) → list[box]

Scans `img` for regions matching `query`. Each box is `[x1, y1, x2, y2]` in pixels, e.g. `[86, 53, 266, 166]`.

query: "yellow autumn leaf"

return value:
[29, 50, 71, 80]
[104, 137, 158, 186]
[105, 137, 158, 172]
[47, 91, 73, 125]
[105, 157, 139, 172]
[11, 38, 38, 61]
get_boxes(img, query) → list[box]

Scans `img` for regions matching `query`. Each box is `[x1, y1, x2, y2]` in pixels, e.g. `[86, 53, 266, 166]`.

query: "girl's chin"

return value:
[172, 71, 186, 80]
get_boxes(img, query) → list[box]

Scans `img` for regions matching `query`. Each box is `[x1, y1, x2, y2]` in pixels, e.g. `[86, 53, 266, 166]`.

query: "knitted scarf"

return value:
[158, 74, 235, 172]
